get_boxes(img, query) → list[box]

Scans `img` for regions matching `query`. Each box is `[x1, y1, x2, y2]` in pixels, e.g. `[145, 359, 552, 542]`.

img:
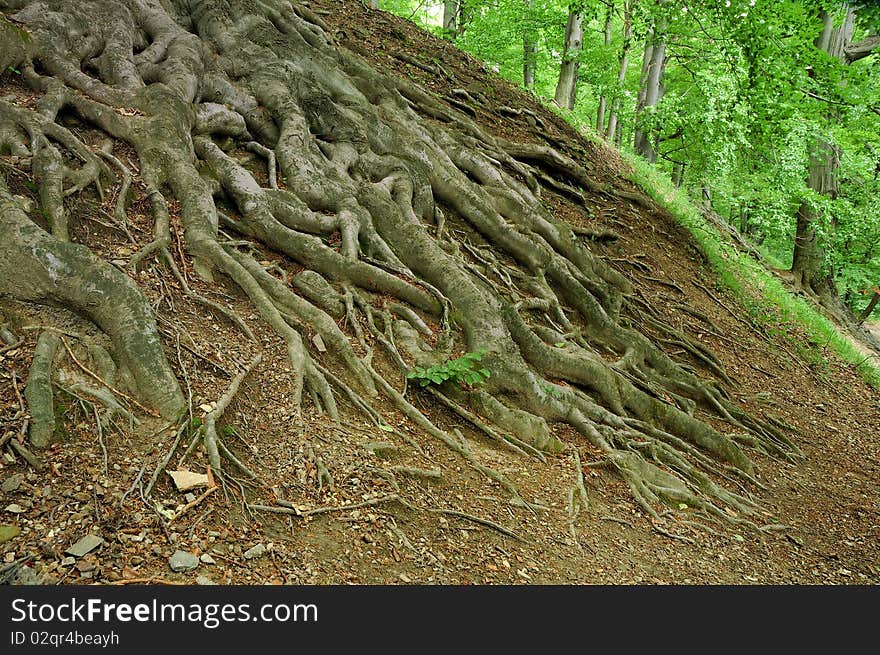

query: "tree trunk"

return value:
[555, 7, 585, 111]
[594, 5, 613, 127]
[523, 0, 537, 90]
[443, 0, 459, 39]
[790, 6, 856, 298]
[671, 161, 684, 188]
[606, 0, 634, 143]
[859, 290, 880, 323]
[634, 2, 667, 162]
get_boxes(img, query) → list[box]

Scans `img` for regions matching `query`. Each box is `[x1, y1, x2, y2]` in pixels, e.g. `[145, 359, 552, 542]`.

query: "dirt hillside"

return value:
[1, 1, 878, 585]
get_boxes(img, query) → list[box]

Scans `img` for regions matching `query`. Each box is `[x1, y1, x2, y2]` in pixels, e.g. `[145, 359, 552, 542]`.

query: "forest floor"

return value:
[1, 0, 878, 585]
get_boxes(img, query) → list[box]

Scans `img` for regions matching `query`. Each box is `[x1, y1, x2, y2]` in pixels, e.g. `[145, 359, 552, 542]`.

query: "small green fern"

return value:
[407, 350, 491, 388]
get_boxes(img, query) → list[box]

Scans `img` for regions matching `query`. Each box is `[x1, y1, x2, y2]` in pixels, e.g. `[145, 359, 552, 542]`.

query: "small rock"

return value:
[65, 534, 104, 557]
[184, 493, 196, 503]
[168, 551, 199, 572]
[167, 470, 210, 492]
[2, 474, 23, 493]
[199, 554, 216, 565]
[243, 544, 266, 560]
[0, 525, 20, 544]
[196, 575, 216, 586]
[398, 573, 412, 583]
[4, 504, 24, 514]
[75, 559, 96, 573]
[1, 563, 42, 585]
[61, 557, 76, 567]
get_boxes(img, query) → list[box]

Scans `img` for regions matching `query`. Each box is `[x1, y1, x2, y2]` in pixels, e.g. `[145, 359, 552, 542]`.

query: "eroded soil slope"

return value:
[1, 1, 878, 585]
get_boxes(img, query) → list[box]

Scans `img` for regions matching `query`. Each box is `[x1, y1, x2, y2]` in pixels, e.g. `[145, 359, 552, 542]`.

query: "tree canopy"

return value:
[382, 0, 880, 319]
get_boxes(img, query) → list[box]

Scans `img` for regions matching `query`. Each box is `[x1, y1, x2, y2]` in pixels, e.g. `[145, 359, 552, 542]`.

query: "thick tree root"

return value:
[24, 331, 59, 448]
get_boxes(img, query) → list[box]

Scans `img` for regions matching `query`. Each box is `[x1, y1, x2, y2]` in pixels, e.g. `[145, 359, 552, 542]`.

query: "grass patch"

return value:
[622, 154, 880, 388]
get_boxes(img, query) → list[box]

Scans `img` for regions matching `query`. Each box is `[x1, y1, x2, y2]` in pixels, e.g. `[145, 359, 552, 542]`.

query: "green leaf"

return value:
[378, 424, 394, 432]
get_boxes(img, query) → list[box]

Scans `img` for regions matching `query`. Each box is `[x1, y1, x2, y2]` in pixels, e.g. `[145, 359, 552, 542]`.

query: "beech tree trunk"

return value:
[443, 0, 459, 39]
[860, 290, 880, 323]
[605, 0, 634, 143]
[523, 0, 537, 90]
[555, 6, 585, 111]
[791, 6, 856, 299]
[634, 2, 667, 162]
[595, 5, 612, 127]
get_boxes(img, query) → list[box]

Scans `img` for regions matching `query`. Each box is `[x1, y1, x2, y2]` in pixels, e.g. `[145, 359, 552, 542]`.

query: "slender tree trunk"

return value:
[635, 32, 652, 119]
[633, 16, 666, 163]
[859, 289, 880, 323]
[701, 184, 711, 212]
[671, 161, 684, 188]
[443, 0, 459, 39]
[790, 6, 855, 298]
[595, 5, 613, 128]
[739, 204, 750, 235]
[606, 0, 634, 143]
[523, 0, 537, 90]
[555, 6, 585, 111]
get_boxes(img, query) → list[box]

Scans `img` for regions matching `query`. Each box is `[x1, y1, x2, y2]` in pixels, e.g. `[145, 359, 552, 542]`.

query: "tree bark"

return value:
[523, 0, 537, 90]
[634, 4, 667, 162]
[859, 289, 880, 323]
[554, 6, 585, 111]
[671, 161, 684, 188]
[443, 0, 459, 39]
[595, 5, 613, 127]
[605, 0, 634, 143]
[790, 6, 856, 299]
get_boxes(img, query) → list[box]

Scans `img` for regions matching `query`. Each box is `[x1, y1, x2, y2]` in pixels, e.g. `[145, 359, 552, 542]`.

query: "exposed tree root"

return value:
[197, 352, 261, 474]
[0, 0, 805, 535]
[24, 331, 59, 448]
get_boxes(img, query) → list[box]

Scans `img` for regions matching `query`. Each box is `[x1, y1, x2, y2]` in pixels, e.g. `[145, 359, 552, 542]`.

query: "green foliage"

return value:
[407, 349, 491, 388]
[626, 152, 880, 387]
[383, 0, 880, 319]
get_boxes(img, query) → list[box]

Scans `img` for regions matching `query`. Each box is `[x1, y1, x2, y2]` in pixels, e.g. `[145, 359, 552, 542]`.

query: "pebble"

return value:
[196, 575, 216, 586]
[4, 504, 24, 514]
[2, 474, 23, 493]
[243, 544, 266, 560]
[199, 554, 216, 565]
[168, 551, 199, 572]
[66, 535, 104, 558]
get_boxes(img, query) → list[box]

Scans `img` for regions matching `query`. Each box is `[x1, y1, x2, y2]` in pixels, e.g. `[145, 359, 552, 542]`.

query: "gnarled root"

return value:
[0, 0, 804, 535]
